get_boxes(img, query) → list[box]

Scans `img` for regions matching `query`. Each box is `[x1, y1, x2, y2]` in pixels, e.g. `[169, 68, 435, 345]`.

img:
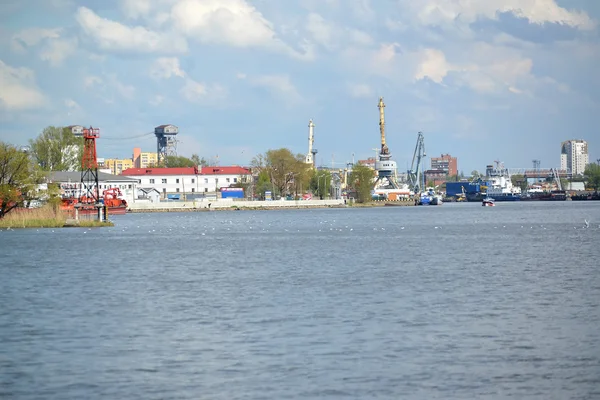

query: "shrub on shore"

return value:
[0, 205, 113, 228]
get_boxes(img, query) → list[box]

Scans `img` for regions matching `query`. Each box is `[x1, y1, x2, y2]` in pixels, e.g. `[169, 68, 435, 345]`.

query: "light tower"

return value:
[79, 126, 100, 204]
[305, 119, 317, 168]
[373, 97, 400, 190]
[155, 124, 179, 166]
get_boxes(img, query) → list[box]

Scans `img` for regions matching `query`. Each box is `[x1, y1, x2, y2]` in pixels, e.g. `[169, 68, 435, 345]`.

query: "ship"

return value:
[61, 188, 128, 216]
[482, 162, 521, 201]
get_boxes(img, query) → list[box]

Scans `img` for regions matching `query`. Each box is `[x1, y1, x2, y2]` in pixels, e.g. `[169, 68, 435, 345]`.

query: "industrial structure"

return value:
[560, 139, 588, 176]
[407, 131, 426, 193]
[79, 126, 101, 204]
[155, 124, 179, 166]
[305, 119, 317, 168]
[373, 97, 402, 191]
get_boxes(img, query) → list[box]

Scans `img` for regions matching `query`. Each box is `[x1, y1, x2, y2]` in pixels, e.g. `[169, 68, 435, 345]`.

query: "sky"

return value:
[1, 0, 599, 173]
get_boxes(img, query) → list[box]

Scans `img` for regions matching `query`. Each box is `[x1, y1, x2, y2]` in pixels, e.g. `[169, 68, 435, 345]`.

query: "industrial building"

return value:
[430, 154, 458, 177]
[560, 140, 589, 176]
[46, 171, 139, 205]
[122, 166, 252, 199]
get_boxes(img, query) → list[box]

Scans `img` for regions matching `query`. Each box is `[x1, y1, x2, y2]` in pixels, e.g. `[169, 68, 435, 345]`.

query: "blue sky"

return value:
[1, 0, 598, 173]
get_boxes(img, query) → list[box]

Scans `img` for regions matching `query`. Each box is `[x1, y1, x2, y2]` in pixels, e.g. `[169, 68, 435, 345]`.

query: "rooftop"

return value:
[47, 171, 138, 183]
[121, 166, 251, 176]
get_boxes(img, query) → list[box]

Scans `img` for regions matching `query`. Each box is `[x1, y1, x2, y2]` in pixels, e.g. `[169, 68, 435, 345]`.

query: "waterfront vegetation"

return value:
[0, 205, 113, 229]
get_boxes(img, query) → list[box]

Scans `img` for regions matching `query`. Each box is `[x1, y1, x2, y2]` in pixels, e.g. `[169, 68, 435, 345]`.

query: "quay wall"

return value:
[128, 199, 346, 212]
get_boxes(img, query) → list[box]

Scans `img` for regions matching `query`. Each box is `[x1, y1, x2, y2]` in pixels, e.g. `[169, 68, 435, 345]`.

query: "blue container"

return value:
[446, 182, 480, 196]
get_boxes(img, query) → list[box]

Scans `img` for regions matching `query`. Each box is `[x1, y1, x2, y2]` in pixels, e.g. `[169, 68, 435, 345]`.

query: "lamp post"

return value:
[213, 168, 220, 201]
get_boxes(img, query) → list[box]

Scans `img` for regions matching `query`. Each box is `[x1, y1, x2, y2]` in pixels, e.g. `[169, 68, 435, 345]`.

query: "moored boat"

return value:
[482, 197, 495, 206]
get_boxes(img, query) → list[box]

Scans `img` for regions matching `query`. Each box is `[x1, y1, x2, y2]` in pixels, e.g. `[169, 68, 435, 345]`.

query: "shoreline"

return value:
[126, 200, 415, 213]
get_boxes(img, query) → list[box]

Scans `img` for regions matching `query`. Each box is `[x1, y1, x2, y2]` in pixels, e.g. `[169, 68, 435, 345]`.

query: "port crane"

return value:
[407, 131, 426, 193]
[372, 97, 401, 190]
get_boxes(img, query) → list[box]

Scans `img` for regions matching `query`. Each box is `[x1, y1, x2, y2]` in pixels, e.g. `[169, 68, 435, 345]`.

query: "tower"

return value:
[80, 126, 100, 203]
[305, 119, 317, 168]
[155, 124, 179, 166]
[373, 97, 400, 190]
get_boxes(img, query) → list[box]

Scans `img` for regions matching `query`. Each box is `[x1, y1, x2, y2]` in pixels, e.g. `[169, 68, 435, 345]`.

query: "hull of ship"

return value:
[62, 205, 128, 216]
[466, 193, 485, 202]
[485, 194, 521, 201]
[522, 191, 566, 201]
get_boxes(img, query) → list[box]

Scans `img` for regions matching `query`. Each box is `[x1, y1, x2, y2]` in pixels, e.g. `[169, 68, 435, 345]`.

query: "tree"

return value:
[511, 174, 528, 191]
[164, 155, 196, 167]
[310, 169, 332, 199]
[349, 163, 374, 203]
[584, 163, 600, 191]
[190, 153, 208, 167]
[251, 148, 309, 197]
[471, 170, 482, 180]
[29, 126, 83, 171]
[0, 142, 39, 218]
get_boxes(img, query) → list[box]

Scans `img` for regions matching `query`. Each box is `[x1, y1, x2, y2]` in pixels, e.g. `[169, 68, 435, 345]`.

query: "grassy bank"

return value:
[0, 205, 113, 229]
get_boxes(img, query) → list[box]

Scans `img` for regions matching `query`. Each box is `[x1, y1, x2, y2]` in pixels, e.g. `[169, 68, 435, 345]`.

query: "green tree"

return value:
[0, 143, 39, 218]
[251, 148, 309, 197]
[511, 174, 528, 191]
[310, 169, 332, 199]
[190, 153, 208, 167]
[584, 163, 600, 191]
[349, 163, 374, 203]
[29, 126, 83, 171]
[471, 170, 482, 180]
[164, 155, 196, 168]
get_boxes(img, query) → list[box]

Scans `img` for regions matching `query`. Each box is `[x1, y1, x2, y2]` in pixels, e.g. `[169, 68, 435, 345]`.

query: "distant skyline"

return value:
[1, 0, 599, 173]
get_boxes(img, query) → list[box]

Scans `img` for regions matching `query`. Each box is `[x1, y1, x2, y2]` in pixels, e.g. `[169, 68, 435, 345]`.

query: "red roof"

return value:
[122, 167, 198, 176]
[121, 166, 251, 176]
[200, 166, 250, 175]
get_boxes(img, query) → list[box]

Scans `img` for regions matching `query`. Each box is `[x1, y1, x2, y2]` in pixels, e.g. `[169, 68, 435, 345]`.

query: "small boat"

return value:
[482, 196, 495, 207]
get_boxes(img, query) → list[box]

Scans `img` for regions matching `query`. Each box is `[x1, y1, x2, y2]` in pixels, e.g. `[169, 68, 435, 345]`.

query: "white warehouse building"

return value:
[122, 166, 252, 199]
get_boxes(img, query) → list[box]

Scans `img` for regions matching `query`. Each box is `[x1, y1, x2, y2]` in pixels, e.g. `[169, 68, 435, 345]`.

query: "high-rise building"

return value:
[133, 147, 159, 168]
[430, 154, 458, 177]
[104, 158, 134, 175]
[560, 140, 588, 176]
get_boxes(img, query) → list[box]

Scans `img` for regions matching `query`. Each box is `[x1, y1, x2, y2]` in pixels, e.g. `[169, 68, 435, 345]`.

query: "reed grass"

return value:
[0, 205, 113, 228]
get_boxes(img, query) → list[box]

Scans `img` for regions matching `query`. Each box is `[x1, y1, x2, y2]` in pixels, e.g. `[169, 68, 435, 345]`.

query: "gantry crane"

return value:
[407, 131, 426, 194]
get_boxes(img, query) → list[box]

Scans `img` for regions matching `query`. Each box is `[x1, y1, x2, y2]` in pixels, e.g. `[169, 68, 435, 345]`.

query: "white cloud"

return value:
[76, 6, 188, 54]
[0, 60, 46, 110]
[65, 98, 80, 109]
[306, 12, 373, 51]
[84, 75, 103, 88]
[241, 74, 302, 103]
[121, 0, 153, 19]
[150, 57, 186, 79]
[40, 37, 78, 67]
[414, 49, 452, 84]
[180, 79, 227, 103]
[170, 0, 310, 60]
[347, 83, 373, 98]
[10, 28, 61, 52]
[401, 0, 595, 30]
[181, 79, 207, 101]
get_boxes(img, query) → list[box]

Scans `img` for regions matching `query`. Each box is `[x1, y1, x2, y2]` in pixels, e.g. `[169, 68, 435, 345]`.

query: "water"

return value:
[1, 202, 599, 399]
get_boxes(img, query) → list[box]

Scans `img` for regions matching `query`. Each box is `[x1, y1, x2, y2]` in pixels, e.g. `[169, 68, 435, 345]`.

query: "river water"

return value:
[1, 202, 599, 399]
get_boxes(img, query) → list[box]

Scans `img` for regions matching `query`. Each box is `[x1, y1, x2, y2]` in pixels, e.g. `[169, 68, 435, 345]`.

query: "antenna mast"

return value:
[378, 97, 389, 155]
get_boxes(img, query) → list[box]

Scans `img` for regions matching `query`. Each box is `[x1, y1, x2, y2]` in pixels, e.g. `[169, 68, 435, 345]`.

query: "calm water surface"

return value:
[1, 202, 600, 399]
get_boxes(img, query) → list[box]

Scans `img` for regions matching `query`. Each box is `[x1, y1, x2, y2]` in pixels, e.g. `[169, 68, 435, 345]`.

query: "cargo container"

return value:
[221, 187, 244, 199]
[446, 182, 482, 197]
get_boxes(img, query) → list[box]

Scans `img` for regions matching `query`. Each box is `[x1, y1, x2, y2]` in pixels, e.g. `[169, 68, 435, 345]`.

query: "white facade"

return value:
[124, 168, 251, 198]
[561, 140, 589, 176]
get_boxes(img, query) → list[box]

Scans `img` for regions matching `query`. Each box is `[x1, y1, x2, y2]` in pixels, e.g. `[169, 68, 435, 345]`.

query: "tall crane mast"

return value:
[378, 97, 389, 155]
[408, 131, 426, 193]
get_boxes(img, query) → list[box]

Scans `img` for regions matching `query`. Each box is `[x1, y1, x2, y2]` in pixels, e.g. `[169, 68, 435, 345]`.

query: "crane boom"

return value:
[408, 131, 426, 193]
[378, 97, 389, 155]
